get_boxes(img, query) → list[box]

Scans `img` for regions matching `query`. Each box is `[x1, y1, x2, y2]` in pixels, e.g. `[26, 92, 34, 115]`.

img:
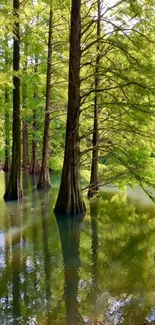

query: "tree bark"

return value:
[4, 0, 22, 201]
[3, 37, 10, 172]
[29, 118, 40, 174]
[54, 0, 85, 215]
[29, 58, 40, 175]
[37, 6, 52, 189]
[3, 91, 10, 172]
[22, 121, 29, 169]
[22, 43, 30, 170]
[88, 0, 100, 198]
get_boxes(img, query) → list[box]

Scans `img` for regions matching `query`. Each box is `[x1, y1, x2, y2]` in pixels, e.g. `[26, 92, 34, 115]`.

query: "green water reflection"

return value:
[0, 172, 155, 324]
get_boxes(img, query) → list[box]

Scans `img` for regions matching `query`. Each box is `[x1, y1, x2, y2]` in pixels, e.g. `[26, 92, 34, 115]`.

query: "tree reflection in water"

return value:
[40, 190, 52, 325]
[6, 203, 22, 324]
[1, 173, 155, 324]
[56, 213, 84, 325]
[90, 199, 99, 325]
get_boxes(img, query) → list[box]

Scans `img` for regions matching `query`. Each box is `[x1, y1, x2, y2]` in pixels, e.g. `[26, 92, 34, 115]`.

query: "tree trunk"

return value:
[37, 6, 52, 189]
[4, 0, 22, 201]
[3, 91, 10, 172]
[29, 59, 40, 175]
[3, 37, 10, 172]
[54, 0, 85, 215]
[88, 0, 100, 198]
[22, 43, 30, 170]
[29, 118, 40, 174]
[22, 121, 29, 169]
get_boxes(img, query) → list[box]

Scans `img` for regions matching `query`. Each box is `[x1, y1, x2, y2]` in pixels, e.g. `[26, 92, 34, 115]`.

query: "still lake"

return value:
[0, 172, 155, 324]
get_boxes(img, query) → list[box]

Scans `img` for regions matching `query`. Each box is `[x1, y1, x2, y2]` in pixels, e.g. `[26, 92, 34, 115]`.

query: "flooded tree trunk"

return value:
[29, 59, 40, 175]
[4, 0, 22, 201]
[54, 0, 85, 215]
[88, 0, 100, 198]
[37, 6, 52, 189]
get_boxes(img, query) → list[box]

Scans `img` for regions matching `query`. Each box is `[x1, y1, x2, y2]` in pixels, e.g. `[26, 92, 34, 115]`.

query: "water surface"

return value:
[0, 172, 155, 324]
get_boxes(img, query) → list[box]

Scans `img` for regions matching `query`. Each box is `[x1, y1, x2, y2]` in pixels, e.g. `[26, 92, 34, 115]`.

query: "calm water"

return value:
[0, 172, 155, 324]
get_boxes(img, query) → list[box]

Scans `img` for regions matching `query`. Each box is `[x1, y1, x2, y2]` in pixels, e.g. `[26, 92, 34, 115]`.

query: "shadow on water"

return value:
[56, 213, 85, 325]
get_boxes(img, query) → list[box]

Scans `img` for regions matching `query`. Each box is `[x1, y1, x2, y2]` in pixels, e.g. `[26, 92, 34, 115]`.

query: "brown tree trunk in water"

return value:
[88, 0, 100, 198]
[29, 59, 40, 175]
[37, 6, 52, 189]
[54, 0, 85, 215]
[4, 0, 22, 201]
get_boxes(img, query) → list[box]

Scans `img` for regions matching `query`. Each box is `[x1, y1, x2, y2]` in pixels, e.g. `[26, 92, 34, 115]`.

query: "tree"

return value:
[88, 0, 101, 198]
[54, 0, 86, 215]
[29, 57, 41, 175]
[3, 36, 11, 173]
[4, 0, 22, 201]
[37, 3, 52, 189]
[22, 42, 30, 170]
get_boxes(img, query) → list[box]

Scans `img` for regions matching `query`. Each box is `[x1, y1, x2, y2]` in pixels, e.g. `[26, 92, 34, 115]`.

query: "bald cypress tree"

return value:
[37, 4, 52, 190]
[4, 0, 22, 201]
[88, 0, 100, 198]
[54, 0, 86, 215]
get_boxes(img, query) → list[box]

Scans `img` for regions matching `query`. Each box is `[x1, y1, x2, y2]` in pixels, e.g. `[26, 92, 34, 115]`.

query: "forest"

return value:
[1, 1, 155, 324]
[0, 0, 155, 214]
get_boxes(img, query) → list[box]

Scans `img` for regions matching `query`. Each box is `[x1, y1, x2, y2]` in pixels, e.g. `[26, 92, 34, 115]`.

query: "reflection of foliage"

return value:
[1, 177, 155, 324]
[80, 193, 155, 325]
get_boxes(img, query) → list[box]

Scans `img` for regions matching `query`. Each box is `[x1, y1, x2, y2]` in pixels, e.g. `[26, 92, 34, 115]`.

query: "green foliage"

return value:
[0, 0, 155, 194]
[49, 156, 63, 172]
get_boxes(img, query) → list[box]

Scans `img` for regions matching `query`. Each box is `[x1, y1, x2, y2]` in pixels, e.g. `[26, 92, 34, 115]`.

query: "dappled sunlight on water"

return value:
[0, 172, 155, 324]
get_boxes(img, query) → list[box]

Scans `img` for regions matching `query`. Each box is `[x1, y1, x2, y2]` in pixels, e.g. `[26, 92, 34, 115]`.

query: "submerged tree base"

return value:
[37, 168, 51, 190]
[54, 185, 86, 216]
[88, 184, 99, 199]
[4, 186, 23, 202]
[29, 160, 40, 174]
[3, 164, 10, 173]
[37, 180, 51, 190]
[37, 183, 51, 190]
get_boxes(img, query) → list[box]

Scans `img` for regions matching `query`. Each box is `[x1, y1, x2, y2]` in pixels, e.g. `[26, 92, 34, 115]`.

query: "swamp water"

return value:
[0, 172, 155, 324]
